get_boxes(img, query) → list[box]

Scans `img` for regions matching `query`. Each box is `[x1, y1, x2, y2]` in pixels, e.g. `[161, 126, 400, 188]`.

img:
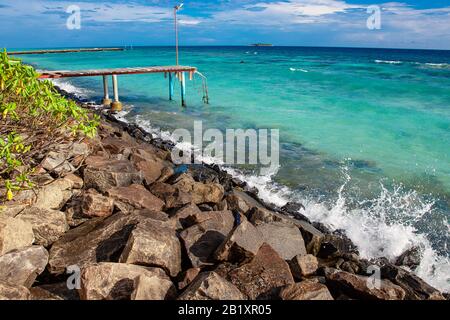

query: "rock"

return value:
[173, 174, 225, 205]
[0, 204, 26, 218]
[226, 189, 265, 215]
[0, 246, 48, 287]
[17, 207, 69, 247]
[172, 203, 202, 229]
[83, 157, 142, 193]
[395, 246, 423, 271]
[180, 211, 235, 267]
[280, 202, 310, 223]
[315, 234, 359, 258]
[120, 219, 182, 277]
[256, 222, 307, 260]
[65, 204, 90, 227]
[215, 219, 264, 264]
[34, 179, 73, 210]
[157, 166, 174, 183]
[131, 274, 177, 300]
[279, 281, 334, 300]
[41, 151, 75, 174]
[227, 244, 295, 299]
[81, 189, 114, 218]
[48, 212, 152, 275]
[378, 261, 445, 300]
[107, 184, 165, 214]
[178, 268, 201, 290]
[179, 272, 246, 300]
[63, 173, 84, 189]
[80, 263, 175, 300]
[30, 282, 80, 300]
[0, 282, 30, 300]
[0, 216, 35, 256]
[324, 268, 406, 300]
[101, 136, 134, 157]
[130, 149, 167, 185]
[290, 254, 319, 279]
[148, 182, 192, 210]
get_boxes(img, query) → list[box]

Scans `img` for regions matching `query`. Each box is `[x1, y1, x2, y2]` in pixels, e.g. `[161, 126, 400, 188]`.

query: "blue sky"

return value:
[0, 0, 449, 49]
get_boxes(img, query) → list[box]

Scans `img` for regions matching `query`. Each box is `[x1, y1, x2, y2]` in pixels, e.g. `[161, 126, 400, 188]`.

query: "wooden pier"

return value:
[38, 66, 200, 110]
[9, 48, 124, 55]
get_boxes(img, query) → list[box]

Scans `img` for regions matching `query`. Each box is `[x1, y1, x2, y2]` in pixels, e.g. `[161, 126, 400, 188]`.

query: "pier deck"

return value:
[38, 66, 197, 79]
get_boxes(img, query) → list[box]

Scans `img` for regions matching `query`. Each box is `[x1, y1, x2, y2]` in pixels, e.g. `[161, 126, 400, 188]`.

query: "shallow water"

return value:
[18, 46, 450, 292]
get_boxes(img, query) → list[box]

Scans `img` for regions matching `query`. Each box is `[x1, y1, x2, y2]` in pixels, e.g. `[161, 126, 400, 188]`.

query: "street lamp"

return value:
[174, 3, 184, 66]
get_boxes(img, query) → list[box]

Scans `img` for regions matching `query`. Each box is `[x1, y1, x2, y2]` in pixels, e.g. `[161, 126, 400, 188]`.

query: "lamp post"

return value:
[174, 3, 184, 66]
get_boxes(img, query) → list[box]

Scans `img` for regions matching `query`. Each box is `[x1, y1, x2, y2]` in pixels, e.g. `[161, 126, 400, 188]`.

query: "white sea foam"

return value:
[48, 78, 92, 98]
[374, 60, 403, 65]
[423, 63, 450, 69]
[290, 67, 309, 73]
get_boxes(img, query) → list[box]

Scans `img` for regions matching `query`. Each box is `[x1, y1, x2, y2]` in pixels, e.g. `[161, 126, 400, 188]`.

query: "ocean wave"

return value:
[374, 60, 403, 65]
[48, 79, 92, 98]
[290, 67, 309, 73]
[423, 63, 450, 69]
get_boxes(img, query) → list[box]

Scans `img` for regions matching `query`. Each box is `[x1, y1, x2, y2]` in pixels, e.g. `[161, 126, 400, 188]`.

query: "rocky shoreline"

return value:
[0, 88, 446, 301]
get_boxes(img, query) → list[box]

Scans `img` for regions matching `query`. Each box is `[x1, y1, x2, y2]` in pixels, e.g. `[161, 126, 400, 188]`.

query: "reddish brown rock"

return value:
[173, 174, 225, 205]
[107, 184, 165, 214]
[172, 204, 203, 229]
[81, 189, 114, 218]
[0, 282, 30, 300]
[279, 281, 334, 300]
[290, 254, 319, 279]
[324, 268, 406, 300]
[0, 216, 35, 255]
[148, 182, 192, 209]
[79, 263, 175, 300]
[227, 244, 295, 299]
[130, 149, 167, 185]
[180, 211, 235, 267]
[83, 157, 143, 193]
[120, 219, 182, 277]
[215, 220, 264, 264]
[178, 268, 201, 290]
[29, 282, 80, 300]
[178, 272, 246, 300]
[131, 274, 177, 300]
[226, 189, 266, 215]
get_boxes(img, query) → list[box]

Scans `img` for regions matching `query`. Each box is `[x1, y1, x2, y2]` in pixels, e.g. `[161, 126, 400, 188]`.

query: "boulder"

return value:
[34, 179, 73, 210]
[256, 222, 307, 260]
[81, 189, 114, 218]
[30, 282, 80, 300]
[41, 151, 75, 174]
[324, 268, 406, 300]
[83, 157, 143, 193]
[280, 202, 310, 223]
[0, 246, 48, 287]
[130, 148, 167, 185]
[378, 260, 445, 300]
[63, 173, 84, 189]
[215, 220, 264, 264]
[172, 203, 202, 229]
[17, 207, 69, 247]
[120, 219, 182, 277]
[173, 174, 225, 205]
[107, 184, 165, 214]
[279, 281, 334, 300]
[178, 268, 201, 290]
[79, 263, 175, 300]
[290, 254, 319, 279]
[315, 234, 359, 258]
[148, 182, 192, 210]
[65, 204, 90, 228]
[0, 216, 35, 256]
[0, 204, 26, 218]
[227, 244, 295, 299]
[178, 272, 246, 300]
[395, 246, 423, 271]
[180, 211, 235, 267]
[131, 274, 177, 300]
[226, 189, 265, 215]
[48, 212, 151, 275]
[0, 282, 30, 300]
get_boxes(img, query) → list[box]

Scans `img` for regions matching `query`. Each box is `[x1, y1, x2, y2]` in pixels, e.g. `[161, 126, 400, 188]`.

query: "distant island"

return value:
[251, 43, 273, 47]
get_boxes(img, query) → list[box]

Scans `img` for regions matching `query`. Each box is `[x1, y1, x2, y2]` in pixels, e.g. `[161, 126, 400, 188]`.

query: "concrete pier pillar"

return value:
[111, 75, 122, 112]
[102, 75, 112, 106]
[169, 73, 175, 101]
[180, 72, 186, 107]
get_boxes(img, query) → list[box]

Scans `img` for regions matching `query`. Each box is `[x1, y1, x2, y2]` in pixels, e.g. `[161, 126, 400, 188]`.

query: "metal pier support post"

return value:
[180, 72, 186, 107]
[169, 72, 175, 101]
[102, 75, 112, 106]
[111, 75, 123, 112]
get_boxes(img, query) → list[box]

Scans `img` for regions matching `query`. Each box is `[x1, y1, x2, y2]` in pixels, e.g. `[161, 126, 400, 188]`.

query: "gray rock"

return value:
[0, 246, 48, 287]
[256, 222, 307, 260]
[178, 272, 246, 300]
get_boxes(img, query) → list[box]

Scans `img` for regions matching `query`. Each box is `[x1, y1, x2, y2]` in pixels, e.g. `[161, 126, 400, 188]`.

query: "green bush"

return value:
[0, 50, 99, 201]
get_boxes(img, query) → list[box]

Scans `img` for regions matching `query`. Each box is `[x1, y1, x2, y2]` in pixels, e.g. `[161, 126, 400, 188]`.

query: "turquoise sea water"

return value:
[17, 46, 450, 291]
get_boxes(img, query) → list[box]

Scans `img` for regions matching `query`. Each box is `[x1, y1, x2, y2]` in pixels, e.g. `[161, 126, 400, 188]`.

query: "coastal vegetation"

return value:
[0, 50, 99, 202]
